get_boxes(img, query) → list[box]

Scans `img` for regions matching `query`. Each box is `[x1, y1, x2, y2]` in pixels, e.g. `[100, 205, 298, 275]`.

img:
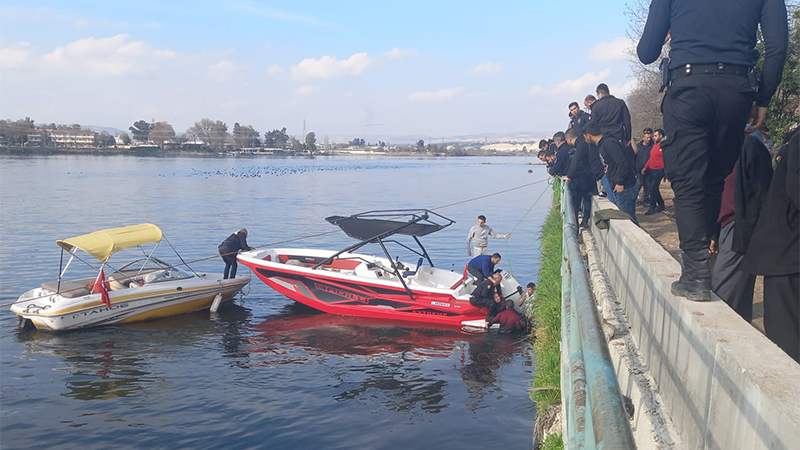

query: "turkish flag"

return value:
[91, 268, 111, 309]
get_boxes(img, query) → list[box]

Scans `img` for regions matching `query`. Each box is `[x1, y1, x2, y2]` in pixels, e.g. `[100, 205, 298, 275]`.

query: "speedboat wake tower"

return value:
[238, 210, 523, 327]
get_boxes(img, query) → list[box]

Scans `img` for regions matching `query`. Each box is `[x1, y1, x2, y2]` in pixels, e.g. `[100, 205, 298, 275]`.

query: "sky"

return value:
[0, 0, 640, 142]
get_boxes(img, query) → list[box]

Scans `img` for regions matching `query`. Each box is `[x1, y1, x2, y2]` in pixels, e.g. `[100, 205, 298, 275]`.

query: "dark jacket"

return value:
[470, 278, 501, 303]
[635, 140, 654, 173]
[598, 136, 636, 188]
[569, 110, 592, 136]
[548, 142, 574, 177]
[732, 135, 775, 252]
[566, 137, 593, 181]
[741, 133, 799, 276]
[590, 95, 632, 143]
[637, 0, 788, 108]
[219, 231, 251, 253]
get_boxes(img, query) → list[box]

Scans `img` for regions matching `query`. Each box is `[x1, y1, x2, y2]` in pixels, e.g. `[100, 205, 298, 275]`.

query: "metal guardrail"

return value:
[560, 181, 636, 449]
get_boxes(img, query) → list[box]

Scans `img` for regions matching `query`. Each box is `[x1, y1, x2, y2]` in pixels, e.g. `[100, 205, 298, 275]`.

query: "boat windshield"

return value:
[115, 258, 193, 280]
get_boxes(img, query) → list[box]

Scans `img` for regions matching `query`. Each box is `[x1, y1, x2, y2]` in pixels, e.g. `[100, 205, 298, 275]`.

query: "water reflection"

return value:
[13, 302, 255, 401]
[248, 303, 528, 413]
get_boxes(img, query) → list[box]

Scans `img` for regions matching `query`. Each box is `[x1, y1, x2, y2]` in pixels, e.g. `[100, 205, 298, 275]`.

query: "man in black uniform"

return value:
[635, 128, 655, 205]
[219, 228, 254, 279]
[590, 83, 632, 146]
[568, 101, 592, 136]
[547, 131, 574, 177]
[637, 0, 788, 301]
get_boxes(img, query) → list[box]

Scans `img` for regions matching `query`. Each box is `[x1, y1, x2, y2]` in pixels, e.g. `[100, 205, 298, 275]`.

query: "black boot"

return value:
[671, 250, 711, 301]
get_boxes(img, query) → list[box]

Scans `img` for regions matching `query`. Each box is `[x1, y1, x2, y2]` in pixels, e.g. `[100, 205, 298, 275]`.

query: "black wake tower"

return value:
[318, 209, 456, 301]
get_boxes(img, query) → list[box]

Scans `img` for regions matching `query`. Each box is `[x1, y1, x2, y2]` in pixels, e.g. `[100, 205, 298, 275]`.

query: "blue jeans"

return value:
[612, 185, 638, 225]
[601, 175, 616, 203]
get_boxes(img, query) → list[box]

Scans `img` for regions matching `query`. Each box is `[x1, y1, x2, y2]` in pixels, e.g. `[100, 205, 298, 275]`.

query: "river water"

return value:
[0, 154, 552, 449]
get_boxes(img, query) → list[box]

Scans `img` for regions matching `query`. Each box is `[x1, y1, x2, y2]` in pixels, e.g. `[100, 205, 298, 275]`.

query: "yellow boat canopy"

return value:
[56, 223, 163, 262]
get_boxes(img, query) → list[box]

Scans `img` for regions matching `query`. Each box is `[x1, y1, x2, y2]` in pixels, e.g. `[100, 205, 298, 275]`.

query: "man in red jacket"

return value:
[642, 129, 666, 215]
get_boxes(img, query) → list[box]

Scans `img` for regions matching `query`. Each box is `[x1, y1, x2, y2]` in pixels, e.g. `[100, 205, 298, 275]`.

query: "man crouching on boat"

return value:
[219, 228, 254, 279]
[469, 271, 503, 318]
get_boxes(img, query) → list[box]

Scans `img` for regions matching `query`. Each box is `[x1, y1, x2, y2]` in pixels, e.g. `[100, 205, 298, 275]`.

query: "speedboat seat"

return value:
[402, 258, 424, 278]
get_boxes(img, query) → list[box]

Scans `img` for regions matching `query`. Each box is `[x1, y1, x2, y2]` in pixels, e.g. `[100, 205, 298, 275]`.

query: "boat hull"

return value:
[12, 274, 250, 331]
[239, 249, 522, 327]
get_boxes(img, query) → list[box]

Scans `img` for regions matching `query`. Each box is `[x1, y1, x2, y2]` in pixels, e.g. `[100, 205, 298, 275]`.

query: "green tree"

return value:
[305, 132, 317, 153]
[763, 6, 800, 145]
[129, 120, 152, 143]
[149, 121, 176, 148]
[94, 130, 115, 148]
[0, 117, 35, 145]
[416, 139, 425, 151]
[263, 128, 289, 148]
[187, 118, 229, 149]
[233, 123, 261, 148]
[117, 133, 131, 145]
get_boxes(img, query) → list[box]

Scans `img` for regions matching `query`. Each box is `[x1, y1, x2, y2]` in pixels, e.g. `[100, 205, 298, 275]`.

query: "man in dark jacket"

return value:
[547, 132, 573, 177]
[568, 101, 592, 136]
[635, 128, 655, 204]
[590, 83, 632, 146]
[469, 271, 503, 311]
[741, 132, 799, 362]
[564, 128, 596, 229]
[711, 135, 773, 323]
[637, 0, 788, 302]
[584, 123, 638, 225]
[219, 228, 253, 279]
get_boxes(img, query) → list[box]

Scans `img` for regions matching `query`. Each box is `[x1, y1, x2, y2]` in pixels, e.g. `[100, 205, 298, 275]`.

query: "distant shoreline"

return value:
[0, 146, 538, 158]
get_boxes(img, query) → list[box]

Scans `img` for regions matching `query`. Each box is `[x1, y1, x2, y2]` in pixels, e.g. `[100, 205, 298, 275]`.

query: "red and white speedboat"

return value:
[238, 210, 523, 327]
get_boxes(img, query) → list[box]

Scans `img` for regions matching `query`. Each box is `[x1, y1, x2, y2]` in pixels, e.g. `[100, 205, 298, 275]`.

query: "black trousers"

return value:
[661, 74, 755, 255]
[711, 221, 755, 322]
[647, 169, 665, 208]
[468, 265, 485, 283]
[220, 250, 238, 279]
[569, 178, 594, 227]
[764, 272, 800, 362]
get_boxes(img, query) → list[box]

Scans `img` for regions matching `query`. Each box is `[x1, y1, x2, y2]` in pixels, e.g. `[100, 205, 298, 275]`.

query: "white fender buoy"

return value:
[210, 293, 223, 313]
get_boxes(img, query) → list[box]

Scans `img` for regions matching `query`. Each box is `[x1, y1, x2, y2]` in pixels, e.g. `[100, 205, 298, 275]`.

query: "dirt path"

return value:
[634, 182, 765, 333]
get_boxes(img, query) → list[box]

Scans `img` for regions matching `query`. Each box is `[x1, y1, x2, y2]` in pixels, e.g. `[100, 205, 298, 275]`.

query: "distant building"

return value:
[26, 133, 44, 146]
[48, 129, 95, 148]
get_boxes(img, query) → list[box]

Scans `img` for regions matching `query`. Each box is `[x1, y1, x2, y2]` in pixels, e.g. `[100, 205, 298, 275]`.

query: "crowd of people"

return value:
[529, 0, 798, 362]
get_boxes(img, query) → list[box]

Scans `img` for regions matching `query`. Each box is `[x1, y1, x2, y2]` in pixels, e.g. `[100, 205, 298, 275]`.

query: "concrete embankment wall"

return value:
[588, 197, 800, 450]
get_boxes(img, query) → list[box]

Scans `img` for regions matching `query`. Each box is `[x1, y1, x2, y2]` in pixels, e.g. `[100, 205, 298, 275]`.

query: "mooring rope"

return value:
[4, 175, 553, 308]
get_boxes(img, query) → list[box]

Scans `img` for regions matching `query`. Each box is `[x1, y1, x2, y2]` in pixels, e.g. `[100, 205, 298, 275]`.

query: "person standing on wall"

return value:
[466, 215, 509, 256]
[637, 0, 788, 301]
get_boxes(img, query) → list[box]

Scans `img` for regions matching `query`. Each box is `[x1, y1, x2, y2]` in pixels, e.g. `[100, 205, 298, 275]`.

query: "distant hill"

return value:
[84, 125, 128, 136]
[327, 131, 555, 146]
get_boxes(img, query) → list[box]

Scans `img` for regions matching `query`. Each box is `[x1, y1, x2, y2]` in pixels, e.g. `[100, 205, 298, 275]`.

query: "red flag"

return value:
[92, 268, 111, 309]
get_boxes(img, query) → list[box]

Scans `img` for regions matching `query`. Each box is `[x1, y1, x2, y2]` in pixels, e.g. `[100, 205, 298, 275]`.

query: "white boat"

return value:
[11, 223, 250, 331]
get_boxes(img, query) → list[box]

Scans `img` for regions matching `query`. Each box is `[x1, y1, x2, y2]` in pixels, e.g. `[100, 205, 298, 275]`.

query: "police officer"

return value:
[637, 0, 788, 301]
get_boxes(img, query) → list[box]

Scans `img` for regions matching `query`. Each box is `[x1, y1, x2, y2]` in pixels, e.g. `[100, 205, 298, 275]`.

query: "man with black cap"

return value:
[637, 0, 788, 301]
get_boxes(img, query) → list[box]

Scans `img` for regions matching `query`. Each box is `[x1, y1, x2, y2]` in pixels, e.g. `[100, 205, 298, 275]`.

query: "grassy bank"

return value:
[531, 180, 563, 448]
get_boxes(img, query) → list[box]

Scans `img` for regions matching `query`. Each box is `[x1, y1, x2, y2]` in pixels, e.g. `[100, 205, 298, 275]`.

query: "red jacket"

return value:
[644, 142, 664, 171]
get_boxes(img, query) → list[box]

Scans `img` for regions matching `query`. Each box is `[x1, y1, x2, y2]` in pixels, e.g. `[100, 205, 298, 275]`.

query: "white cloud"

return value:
[528, 85, 543, 95]
[208, 60, 240, 82]
[588, 37, 631, 62]
[41, 34, 175, 77]
[408, 87, 464, 102]
[470, 62, 503, 75]
[384, 47, 417, 60]
[610, 79, 637, 98]
[291, 53, 374, 80]
[295, 85, 320, 95]
[554, 69, 612, 94]
[73, 18, 89, 28]
[0, 42, 33, 69]
[267, 64, 282, 75]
